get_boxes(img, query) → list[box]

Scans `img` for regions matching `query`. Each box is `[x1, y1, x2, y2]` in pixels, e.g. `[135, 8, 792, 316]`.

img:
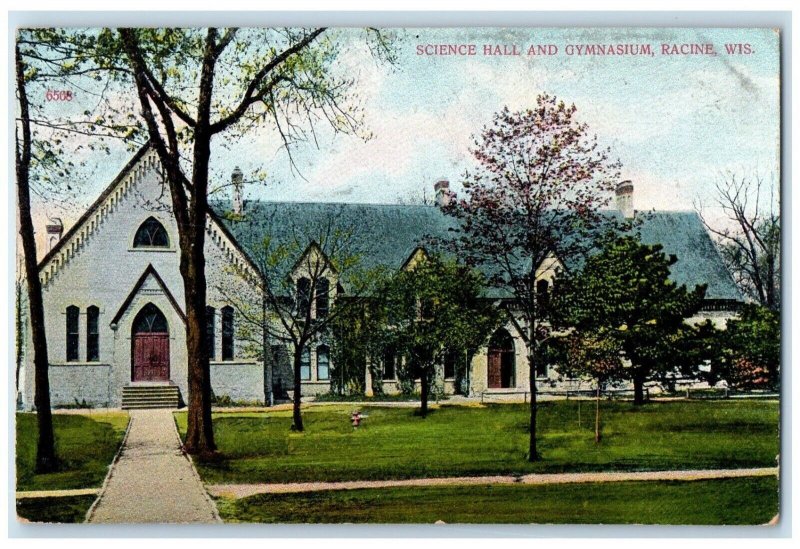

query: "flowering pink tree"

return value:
[443, 95, 621, 461]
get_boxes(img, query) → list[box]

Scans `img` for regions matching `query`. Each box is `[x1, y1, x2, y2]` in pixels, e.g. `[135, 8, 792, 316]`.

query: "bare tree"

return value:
[16, 41, 57, 472]
[16, 29, 147, 470]
[114, 27, 395, 453]
[215, 206, 383, 431]
[696, 171, 780, 311]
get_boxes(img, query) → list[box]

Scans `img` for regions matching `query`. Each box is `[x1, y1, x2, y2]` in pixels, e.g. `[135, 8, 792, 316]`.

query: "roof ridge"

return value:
[37, 142, 154, 271]
[211, 199, 440, 208]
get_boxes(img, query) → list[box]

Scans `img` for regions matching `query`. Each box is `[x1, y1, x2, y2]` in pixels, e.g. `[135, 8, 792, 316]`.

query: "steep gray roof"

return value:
[211, 201, 741, 302]
[635, 211, 742, 301]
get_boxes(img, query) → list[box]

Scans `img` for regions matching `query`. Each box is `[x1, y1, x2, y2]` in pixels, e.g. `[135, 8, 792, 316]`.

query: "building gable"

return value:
[110, 264, 186, 328]
[37, 144, 258, 292]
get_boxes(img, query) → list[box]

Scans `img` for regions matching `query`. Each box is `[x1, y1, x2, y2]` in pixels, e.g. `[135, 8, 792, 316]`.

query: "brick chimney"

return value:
[615, 180, 634, 219]
[231, 167, 244, 215]
[434, 179, 452, 208]
[46, 218, 63, 252]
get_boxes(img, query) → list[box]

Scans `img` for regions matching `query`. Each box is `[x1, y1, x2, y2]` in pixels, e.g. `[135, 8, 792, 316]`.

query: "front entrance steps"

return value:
[121, 383, 181, 409]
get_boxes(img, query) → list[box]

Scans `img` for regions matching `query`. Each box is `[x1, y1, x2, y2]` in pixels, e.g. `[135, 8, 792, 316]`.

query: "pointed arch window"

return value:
[86, 305, 99, 362]
[133, 303, 169, 333]
[66, 305, 79, 362]
[133, 217, 170, 248]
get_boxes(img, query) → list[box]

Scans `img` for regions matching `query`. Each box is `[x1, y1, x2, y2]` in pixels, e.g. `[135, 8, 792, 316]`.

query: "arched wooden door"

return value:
[488, 329, 515, 389]
[131, 303, 170, 382]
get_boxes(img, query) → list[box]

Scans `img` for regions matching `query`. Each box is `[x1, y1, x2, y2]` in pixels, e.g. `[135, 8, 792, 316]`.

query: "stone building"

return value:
[21, 145, 742, 409]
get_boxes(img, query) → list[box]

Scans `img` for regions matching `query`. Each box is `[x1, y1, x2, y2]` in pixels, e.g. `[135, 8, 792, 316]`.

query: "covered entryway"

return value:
[488, 329, 515, 389]
[132, 303, 170, 382]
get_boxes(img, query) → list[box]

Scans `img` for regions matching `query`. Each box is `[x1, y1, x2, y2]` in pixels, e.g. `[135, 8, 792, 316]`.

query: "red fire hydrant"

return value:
[351, 410, 362, 429]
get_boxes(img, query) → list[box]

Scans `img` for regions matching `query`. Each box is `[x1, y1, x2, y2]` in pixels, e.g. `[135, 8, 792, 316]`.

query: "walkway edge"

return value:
[170, 412, 222, 523]
[207, 467, 779, 500]
[17, 488, 100, 499]
[84, 412, 134, 523]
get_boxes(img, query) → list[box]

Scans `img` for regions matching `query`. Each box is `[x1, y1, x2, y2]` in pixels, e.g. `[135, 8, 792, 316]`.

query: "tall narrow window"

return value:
[536, 279, 549, 305]
[443, 349, 458, 380]
[86, 306, 99, 362]
[205, 306, 216, 361]
[383, 346, 396, 380]
[133, 217, 169, 247]
[317, 345, 330, 381]
[420, 298, 434, 320]
[221, 306, 234, 361]
[296, 277, 311, 315]
[300, 348, 311, 380]
[316, 278, 330, 318]
[66, 305, 79, 362]
[536, 362, 549, 378]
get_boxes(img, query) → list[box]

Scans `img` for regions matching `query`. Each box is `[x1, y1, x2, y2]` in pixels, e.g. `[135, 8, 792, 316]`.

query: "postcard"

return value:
[13, 25, 781, 526]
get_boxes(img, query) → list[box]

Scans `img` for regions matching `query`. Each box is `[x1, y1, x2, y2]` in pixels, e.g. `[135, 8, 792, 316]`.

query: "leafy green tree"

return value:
[327, 300, 389, 397]
[552, 233, 706, 405]
[376, 254, 501, 417]
[719, 305, 780, 390]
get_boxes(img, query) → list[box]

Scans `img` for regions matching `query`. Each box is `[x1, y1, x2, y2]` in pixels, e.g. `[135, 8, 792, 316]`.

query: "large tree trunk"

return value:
[16, 43, 57, 472]
[527, 321, 539, 462]
[182, 112, 215, 454]
[419, 369, 429, 418]
[182, 245, 215, 454]
[291, 345, 304, 431]
[181, 38, 219, 454]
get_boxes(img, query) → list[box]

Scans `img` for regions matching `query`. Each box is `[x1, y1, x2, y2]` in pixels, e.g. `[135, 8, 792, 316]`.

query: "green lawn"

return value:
[175, 400, 779, 485]
[16, 495, 96, 524]
[217, 476, 779, 524]
[16, 412, 129, 492]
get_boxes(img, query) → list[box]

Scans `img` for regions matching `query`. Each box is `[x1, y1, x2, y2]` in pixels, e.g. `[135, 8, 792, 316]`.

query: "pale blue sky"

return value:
[33, 27, 780, 229]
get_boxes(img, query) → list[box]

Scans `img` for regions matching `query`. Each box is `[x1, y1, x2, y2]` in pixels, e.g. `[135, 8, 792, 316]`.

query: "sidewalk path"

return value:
[17, 488, 99, 499]
[207, 467, 778, 500]
[88, 409, 220, 524]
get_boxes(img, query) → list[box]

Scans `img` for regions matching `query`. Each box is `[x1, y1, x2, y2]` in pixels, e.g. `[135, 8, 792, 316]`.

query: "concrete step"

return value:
[122, 402, 181, 410]
[121, 385, 181, 410]
[122, 390, 179, 396]
[122, 397, 181, 404]
[122, 386, 178, 391]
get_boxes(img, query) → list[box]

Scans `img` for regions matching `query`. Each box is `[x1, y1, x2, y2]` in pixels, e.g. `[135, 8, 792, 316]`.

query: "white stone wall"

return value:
[23, 150, 258, 409]
[210, 361, 265, 403]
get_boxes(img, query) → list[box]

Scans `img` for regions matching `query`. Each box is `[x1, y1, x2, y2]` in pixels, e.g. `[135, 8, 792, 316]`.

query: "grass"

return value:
[216, 476, 779, 524]
[16, 495, 95, 524]
[16, 412, 129, 492]
[175, 400, 779, 485]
